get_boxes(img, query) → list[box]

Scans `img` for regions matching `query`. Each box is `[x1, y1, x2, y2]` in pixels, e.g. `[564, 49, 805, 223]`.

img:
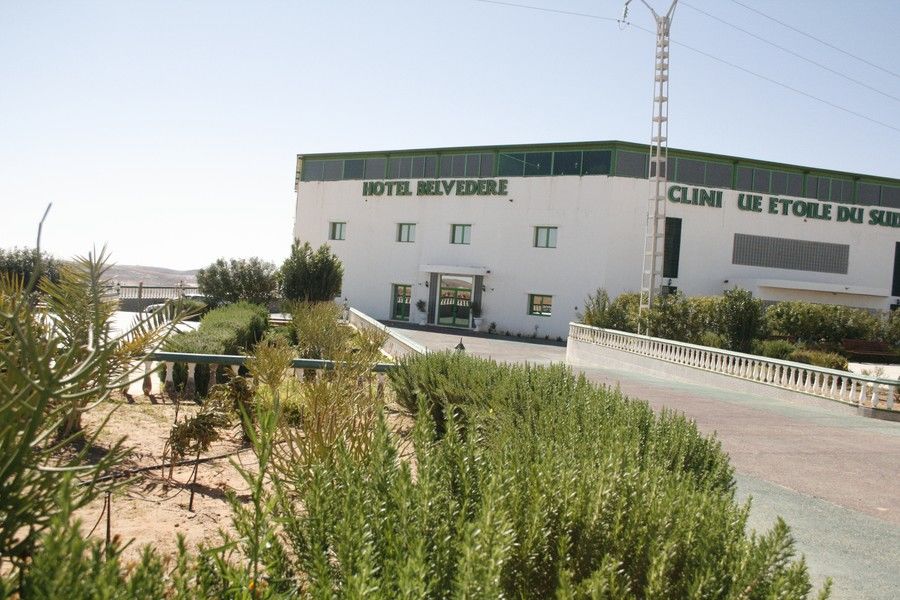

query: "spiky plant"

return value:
[0, 236, 188, 585]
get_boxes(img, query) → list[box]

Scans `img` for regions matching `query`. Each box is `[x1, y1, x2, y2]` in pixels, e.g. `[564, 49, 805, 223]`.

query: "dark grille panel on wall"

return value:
[732, 234, 849, 274]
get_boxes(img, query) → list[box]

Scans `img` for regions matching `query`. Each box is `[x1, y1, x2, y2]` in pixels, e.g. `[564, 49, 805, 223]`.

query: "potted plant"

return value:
[415, 299, 427, 325]
[470, 300, 483, 331]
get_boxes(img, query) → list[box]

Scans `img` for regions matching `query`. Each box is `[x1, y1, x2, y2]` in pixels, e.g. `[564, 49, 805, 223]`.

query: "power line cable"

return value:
[682, 1, 900, 105]
[472, 0, 620, 23]
[728, 0, 900, 81]
[468, 0, 900, 133]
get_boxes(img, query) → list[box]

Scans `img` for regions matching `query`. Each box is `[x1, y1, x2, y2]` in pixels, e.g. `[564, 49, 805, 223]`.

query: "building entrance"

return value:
[437, 275, 473, 327]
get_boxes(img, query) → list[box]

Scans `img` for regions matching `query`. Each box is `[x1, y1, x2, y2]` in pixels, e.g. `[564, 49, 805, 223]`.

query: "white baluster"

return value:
[164, 361, 175, 394]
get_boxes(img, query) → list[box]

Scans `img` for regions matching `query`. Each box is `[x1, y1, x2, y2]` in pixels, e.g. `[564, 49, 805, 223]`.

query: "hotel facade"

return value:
[293, 141, 900, 339]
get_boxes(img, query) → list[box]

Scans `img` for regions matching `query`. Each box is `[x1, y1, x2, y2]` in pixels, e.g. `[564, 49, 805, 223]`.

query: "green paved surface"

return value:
[736, 473, 900, 599]
[393, 328, 900, 599]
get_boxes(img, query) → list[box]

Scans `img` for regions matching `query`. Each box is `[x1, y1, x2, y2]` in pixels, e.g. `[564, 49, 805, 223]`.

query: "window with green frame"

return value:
[391, 284, 411, 321]
[329, 221, 346, 241]
[528, 294, 552, 316]
[534, 226, 557, 248]
[397, 223, 416, 243]
[450, 224, 471, 245]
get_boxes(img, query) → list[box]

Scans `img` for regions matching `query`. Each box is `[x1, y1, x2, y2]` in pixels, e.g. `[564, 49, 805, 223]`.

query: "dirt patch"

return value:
[76, 390, 416, 563]
[78, 395, 253, 562]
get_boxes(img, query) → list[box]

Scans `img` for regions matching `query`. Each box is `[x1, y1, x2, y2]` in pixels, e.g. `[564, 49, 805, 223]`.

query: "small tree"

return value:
[720, 287, 763, 352]
[280, 240, 343, 302]
[197, 257, 278, 308]
[0, 246, 60, 286]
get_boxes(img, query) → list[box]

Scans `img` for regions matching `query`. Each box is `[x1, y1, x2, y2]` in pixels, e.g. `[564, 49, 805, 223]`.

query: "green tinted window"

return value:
[498, 153, 525, 176]
[582, 151, 611, 175]
[552, 151, 581, 175]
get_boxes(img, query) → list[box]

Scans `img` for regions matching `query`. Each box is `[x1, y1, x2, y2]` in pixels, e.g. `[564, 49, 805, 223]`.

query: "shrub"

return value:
[765, 301, 881, 345]
[788, 349, 849, 371]
[197, 257, 278, 308]
[290, 300, 352, 359]
[0, 244, 185, 591]
[0, 246, 60, 286]
[717, 288, 764, 352]
[280, 240, 343, 302]
[884, 309, 900, 347]
[643, 291, 705, 343]
[699, 330, 727, 348]
[753, 339, 798, 360]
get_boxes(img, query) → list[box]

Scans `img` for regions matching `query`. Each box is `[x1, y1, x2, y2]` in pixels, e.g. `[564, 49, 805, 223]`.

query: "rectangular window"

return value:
[301, 160, 324, 182]
[344, 159, 365, 180]
[479, 153, 495, 177]
[364, 158, 386, 179]
[735, 166, 753, 191]
[466, 154, 480, 177]
[675, 158, 705, 185]
[392, 284, 412, 321]
[328, 221, 346, 241]
[882, 186, 900, 208]
[552, 151, 582, 176]
[524, 152, 552, 176]
[617, 151, 648, 178]
[582, 150, 612, 175]
[397, 223, 416, 243]
[450, 224, 471, 245]
[663, 217, 682, 278]
[706, 162, 732, 188]
[752, 168, 771, 193]
[534, 226, 557, 248]
[323, 160, 343, 181]
[498, 152, 525, 176]
[893, 243, 900, 297]
[858, 182, 880, 205]
[528, 294, 552, 316]
[451, 154, 467, 177]
[423, 156, 438, 178]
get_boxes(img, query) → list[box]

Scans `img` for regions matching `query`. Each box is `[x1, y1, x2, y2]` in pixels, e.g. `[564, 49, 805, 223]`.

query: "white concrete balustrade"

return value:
[568, 323, 897, 412]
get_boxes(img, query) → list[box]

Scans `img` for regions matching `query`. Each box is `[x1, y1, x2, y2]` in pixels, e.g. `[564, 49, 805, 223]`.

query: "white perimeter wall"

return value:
[294, 175, 899, 338]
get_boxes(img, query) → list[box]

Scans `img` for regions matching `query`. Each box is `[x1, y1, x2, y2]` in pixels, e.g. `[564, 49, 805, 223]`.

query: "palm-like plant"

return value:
[0, 243, 189, 579]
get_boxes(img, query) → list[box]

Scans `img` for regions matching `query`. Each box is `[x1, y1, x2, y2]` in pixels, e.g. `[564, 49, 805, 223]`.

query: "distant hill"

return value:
[107, 264, 199, 286]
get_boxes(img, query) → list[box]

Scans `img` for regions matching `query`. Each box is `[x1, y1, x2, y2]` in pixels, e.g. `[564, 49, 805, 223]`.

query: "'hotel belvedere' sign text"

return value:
[362, 178, 508, 197]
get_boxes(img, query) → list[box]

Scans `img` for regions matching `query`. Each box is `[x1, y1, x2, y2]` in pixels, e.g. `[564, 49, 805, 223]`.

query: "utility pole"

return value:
[623, 0, 678, 334]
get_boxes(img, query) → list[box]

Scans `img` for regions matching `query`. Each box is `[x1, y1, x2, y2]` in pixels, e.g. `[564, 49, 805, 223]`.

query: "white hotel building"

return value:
[293, 141, 900, 339]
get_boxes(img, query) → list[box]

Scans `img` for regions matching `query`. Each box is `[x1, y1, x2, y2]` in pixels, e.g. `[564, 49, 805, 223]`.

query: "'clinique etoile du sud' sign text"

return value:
[668, 185, 900, 228]
[362, 179, 509, 197]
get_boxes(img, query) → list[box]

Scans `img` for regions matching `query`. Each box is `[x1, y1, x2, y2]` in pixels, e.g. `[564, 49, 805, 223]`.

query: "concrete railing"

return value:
[142, 351, 394, 397]
[115, 284, 200, 300]
[568, 323, 897, 413]
[347, 307, 427, 358]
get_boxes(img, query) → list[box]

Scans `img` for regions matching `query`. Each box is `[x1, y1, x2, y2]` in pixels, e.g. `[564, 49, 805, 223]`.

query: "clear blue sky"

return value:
[1, 0, 898, 270]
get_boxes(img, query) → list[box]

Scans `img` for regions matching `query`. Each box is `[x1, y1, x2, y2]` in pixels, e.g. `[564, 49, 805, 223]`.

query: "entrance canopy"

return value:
[419, 264, 489, 276]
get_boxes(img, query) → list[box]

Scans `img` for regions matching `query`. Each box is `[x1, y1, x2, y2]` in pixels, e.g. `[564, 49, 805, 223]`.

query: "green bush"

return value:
[0, 246, 61, 286]
[765, 301, 881, 345]
[281, 240, 344, 302]
[753, 339, 798, 360]
[788, 349, 849, 371]
[699, 330, 727, 348]
[719, 288, 764, 352]
[642, 291, 705, 343]
[163, 302, 268, 397]
[197, 257, 278, 308]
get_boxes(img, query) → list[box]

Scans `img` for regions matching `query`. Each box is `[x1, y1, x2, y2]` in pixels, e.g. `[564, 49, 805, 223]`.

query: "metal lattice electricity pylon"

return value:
[624, 0, 678, 334]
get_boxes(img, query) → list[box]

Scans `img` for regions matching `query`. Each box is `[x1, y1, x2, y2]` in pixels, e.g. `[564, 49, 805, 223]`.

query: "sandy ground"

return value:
[78, 394, 254, 561]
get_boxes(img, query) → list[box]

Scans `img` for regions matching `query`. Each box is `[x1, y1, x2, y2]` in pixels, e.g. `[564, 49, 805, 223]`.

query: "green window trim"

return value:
[328, 221, 346, 241]
[397, 223, 416, 243]
[534, 226, 558, 248]
[450, 224, 471, 245]
[528, 294, 552, 317]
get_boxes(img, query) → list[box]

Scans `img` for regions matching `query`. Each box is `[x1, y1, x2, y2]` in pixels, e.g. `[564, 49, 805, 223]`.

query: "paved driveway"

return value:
[391, 328, 900, 599]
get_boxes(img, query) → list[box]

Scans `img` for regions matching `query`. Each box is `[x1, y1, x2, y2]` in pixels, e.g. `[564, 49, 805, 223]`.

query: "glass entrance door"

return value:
[437, 275, 473, 327]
